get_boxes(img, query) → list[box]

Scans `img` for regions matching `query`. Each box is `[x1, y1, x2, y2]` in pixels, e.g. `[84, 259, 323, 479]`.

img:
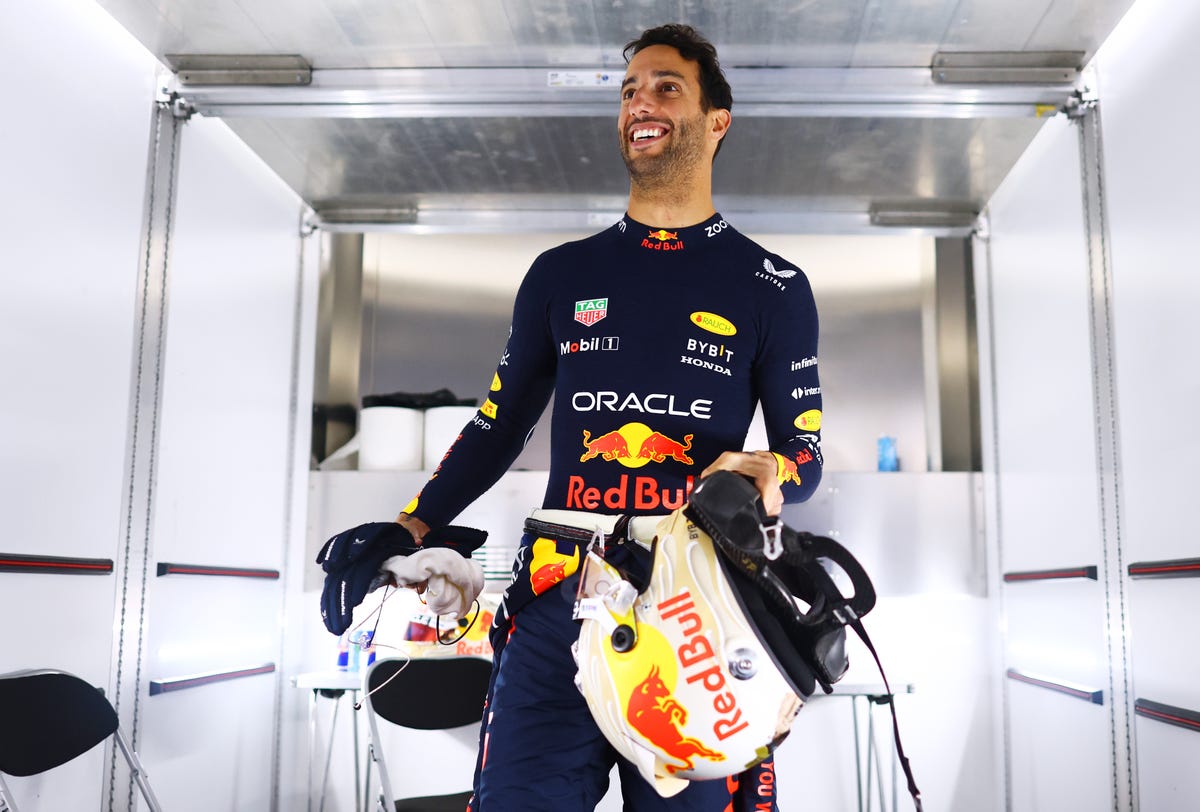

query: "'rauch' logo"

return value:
[575, 298, 609, 326]
[690, 311, 736, 337]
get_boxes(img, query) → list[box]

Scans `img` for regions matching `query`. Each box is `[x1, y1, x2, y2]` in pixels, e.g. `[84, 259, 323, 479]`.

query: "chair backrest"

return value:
[365, 657, 491, 730]
[0, 670, 118, 777]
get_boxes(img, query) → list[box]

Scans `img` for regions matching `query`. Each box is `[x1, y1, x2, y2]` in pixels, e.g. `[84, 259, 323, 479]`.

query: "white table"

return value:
[293, 669, 366, 812]
[819, 682, 916, 812]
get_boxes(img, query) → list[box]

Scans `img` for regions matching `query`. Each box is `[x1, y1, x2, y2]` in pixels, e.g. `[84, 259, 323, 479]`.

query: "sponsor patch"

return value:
[560, 336, 620, 355]
[575, 298, 609, 326]
[642, 229, 685, 251]
[680, 337, 734, 376]
[794, 409, 822, 431]
[690, 311, 736, 336]
[756, 258, 796, 291]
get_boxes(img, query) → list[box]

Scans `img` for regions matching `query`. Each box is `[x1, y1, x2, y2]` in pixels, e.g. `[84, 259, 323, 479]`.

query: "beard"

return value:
[620, 111, 708, 194]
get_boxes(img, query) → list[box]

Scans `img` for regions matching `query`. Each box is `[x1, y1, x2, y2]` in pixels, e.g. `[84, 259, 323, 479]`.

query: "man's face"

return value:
[618, 44, 715, 186]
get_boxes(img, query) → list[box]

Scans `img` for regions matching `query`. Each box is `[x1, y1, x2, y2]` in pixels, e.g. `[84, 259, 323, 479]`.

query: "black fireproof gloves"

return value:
[316, 521, 487, 635]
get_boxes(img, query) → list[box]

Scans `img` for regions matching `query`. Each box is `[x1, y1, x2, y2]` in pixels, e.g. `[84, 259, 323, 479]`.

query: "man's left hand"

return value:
[700, 450, 783, 516]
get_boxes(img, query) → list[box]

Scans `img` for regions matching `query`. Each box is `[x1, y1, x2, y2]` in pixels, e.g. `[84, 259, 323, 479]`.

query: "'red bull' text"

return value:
[658, 588, 749, 742]
[565, 474, 694, 511]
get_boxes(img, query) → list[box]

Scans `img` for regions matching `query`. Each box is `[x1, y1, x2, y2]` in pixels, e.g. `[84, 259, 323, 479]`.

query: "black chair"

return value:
[0, 669, 162, 812]
[362, 657, 491, 812]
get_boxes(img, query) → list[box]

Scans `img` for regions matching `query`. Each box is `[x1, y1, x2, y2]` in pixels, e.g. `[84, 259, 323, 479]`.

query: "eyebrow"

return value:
[620, 69, 688, 89]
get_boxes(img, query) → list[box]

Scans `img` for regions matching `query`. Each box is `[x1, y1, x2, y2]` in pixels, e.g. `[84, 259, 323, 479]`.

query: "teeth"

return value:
[632, 126, 664, 141]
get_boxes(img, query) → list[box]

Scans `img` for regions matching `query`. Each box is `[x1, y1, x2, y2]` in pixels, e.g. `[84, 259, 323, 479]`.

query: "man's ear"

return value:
[709, 108, 732, 145]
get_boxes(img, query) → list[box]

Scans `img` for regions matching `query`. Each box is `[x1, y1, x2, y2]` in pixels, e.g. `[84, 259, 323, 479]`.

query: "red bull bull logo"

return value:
[579, 429, 631, 462]
[528, 537, 580, 595]
[627, 665, 725, 774]
[638, 431, 694, 464]
[579, 422, 693, 467]
[642, 229, 684, 251]
[775, 453, 802, 486]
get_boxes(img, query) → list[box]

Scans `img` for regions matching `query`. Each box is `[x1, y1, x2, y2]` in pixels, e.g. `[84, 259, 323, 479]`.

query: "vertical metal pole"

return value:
[107, 87, 185, 812]
[1071, 88, 1137, 812]
[852, 697, 864, 812]
[974, 215, 1014, 812]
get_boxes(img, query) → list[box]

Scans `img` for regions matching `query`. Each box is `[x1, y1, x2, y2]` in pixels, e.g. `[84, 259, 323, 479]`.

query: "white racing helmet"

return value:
[571, 471, 877, 797]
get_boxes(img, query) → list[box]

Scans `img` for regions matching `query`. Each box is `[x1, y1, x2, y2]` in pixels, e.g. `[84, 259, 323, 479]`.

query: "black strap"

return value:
[847, 616, 924, 812]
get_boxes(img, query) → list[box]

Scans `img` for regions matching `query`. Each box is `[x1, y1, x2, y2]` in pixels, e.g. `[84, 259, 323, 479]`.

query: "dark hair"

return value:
[623, 24, 733, 115]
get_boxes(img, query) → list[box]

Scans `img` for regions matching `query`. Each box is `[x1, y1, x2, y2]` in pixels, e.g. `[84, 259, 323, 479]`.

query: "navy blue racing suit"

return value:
[403, 212, 823, 810]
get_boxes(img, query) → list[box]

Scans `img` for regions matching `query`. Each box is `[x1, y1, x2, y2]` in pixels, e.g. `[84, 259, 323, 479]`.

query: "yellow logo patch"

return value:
[481, 399, 498, 419]
[794, 409, 822, 431]
[690, 311, 736, 336]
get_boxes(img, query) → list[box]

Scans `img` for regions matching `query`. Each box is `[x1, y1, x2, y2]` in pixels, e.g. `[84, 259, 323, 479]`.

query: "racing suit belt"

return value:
[525, 509, 665, 548]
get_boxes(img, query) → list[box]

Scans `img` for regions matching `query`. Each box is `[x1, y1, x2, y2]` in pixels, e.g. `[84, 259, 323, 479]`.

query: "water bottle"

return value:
[877, 435, 899, 472]
[363, 631, 377, 667]
[336, 632, 350, 670]
[348, 631, 362, 672]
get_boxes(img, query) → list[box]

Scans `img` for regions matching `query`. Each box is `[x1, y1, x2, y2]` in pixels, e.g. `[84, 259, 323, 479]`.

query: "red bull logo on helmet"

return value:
[627, 665, 724, 774]
[659, 588, 750, 742]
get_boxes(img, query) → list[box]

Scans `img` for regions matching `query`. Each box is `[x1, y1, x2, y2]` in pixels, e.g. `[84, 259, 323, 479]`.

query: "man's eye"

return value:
[661, 83, 679, 93]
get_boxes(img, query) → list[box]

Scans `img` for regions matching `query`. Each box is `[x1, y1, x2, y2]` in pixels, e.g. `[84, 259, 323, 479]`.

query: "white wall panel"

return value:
[1087, 0, 1200, 805]
[1004, 586, 1107, 686]
[1124, 581, 1200, 708]
[1092, 0, 1200, 567]
[984, 114, 1112, 806]
[1007, 683, 1112, 811]
[986, 115, 1101, 574]
[140, 115, 302, 810]
[1133, 717, 1200, 811]
[0, 0, 158, 809]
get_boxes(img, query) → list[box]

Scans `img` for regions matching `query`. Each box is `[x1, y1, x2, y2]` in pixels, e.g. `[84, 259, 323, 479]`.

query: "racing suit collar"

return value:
[617, 212, 729, 251]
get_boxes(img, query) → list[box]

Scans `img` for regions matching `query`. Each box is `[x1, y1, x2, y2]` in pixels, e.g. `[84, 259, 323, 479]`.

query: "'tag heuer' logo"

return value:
[575, 298, 608, 326]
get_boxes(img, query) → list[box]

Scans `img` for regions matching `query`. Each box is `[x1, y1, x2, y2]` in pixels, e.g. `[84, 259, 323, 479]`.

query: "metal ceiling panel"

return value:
[225, 112, 1039, 222]
[96, 0, 1137, 233]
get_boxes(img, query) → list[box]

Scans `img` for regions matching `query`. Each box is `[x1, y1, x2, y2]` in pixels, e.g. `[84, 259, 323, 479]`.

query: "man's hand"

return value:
[396, 512, 431, 544]
[700, 450, 783, 516]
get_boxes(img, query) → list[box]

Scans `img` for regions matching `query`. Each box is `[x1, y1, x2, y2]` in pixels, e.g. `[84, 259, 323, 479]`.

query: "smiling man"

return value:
[392, 23, 824, 811]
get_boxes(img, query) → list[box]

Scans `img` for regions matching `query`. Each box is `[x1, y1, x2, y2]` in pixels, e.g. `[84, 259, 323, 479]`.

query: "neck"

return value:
[626, 167, 716, 227]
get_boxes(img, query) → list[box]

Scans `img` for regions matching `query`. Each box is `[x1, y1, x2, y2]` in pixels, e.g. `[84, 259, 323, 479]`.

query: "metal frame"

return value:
[1070, 81, 1137, 812]
[309, 206, 978, 237]
[168, 65, 1077, 120]
[106, 86, 185, 812]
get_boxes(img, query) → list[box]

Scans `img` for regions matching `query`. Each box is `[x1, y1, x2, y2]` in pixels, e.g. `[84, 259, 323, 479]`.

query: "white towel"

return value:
[381, 548, 484, 618]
